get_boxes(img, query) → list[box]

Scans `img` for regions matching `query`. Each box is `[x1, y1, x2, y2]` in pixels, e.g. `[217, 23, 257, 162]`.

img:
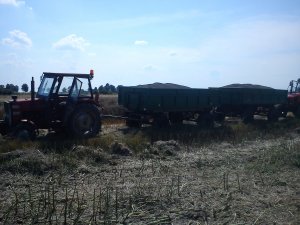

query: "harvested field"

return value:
[0, 118, 300, 224]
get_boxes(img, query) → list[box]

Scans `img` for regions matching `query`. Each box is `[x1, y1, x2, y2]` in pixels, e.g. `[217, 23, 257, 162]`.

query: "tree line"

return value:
[0, 83, 29, 95]
[97, 83, 120, 94]
[0, 82, 119, 95]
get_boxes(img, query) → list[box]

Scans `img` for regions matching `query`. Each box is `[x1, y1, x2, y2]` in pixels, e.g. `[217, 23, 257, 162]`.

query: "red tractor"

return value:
[288, 78, 300, 118]
[0, 70, 101, 140]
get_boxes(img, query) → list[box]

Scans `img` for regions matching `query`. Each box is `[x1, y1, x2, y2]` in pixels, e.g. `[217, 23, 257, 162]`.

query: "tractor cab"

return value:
[37, 71, 95, 103]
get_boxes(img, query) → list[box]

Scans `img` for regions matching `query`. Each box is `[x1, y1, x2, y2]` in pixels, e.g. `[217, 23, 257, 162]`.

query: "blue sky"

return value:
[0, 0, 300, 89]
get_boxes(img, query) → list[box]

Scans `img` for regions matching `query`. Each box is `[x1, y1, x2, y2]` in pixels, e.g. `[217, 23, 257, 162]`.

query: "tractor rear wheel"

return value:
[69, 104, 101, 138]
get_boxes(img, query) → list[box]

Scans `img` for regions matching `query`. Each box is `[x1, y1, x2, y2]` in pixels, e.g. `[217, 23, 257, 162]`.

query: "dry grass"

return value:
[0, 133, 299, 224]
[99, 94, 125, 116]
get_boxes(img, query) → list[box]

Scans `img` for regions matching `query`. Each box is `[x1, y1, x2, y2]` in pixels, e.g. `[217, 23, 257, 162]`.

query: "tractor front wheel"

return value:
[69, 104, 101, 138]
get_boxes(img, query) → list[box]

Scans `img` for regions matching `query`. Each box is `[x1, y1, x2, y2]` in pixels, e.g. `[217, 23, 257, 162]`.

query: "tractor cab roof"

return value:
[42, 71, 94, 79]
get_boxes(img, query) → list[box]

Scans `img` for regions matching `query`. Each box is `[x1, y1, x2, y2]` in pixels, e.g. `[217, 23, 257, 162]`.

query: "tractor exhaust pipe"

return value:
[31, 77, 35, 101]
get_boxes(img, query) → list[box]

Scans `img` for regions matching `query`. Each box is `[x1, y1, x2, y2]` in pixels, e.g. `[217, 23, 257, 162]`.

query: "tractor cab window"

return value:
[289, 80, 300, 93]
[78, 77, 92, 97]
[37, 77, 55, 97]
[58, 77, 74, 95]
[70, 78, 82, 98]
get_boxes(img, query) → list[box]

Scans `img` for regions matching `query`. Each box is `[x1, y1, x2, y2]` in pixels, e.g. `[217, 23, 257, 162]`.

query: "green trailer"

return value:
[118, 85, 288, 126]
[118, 86, 214, 126]
[210, 87, 287, 122]
[118, 87, 212, 112]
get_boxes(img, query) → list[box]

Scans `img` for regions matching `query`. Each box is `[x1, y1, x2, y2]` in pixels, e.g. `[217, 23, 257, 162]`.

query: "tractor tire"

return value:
[13, 122, 36, 141]
[68, 104, 101, 138]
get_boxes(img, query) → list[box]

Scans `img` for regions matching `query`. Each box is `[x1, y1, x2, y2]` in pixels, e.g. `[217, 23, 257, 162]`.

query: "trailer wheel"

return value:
[126, 119, 142, 128]
[69, 104, 101, 138]
[294, 106, 300, 118]
[13, 123, 36, 141]
[268, 108, 280, 122]
[169, 113, 183, 124]
[242, 108, 254, 124]
[197, 113, 214, 128]
[213, 112, 225, 123]
[153, 113, 170, 127]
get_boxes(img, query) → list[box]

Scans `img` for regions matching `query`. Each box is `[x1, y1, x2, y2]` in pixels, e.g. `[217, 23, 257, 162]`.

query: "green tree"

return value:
[21, 83, 29, 92]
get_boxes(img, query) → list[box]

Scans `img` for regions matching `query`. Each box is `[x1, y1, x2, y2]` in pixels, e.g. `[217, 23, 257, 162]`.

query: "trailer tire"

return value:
[169, 113, 183, 124]
[197, 112, 214, 128]
[126, 119, 142, 128]
[153, 113, 170, 127]
[294, 106, 300, 118]
[242, 108, 254, 124]
[213, 112, 225, 123]
[69, 104, 101, 138]
[268, 108, 280, 122]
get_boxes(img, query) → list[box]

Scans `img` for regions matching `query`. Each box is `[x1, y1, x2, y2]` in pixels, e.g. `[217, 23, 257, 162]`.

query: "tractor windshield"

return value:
[37, 77, 55, 98]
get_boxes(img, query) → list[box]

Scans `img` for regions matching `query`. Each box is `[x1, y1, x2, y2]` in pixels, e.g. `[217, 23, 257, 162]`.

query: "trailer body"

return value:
[118, 87, 212, 113]
[118, 85, 288, 126]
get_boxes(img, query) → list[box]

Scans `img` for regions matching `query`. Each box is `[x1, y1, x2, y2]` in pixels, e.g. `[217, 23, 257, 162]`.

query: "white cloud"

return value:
[134, 40, 148, 46]
[0, 0, 25, 7]
[53, 34, 90, 51]
[2, 30, 32, 49]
